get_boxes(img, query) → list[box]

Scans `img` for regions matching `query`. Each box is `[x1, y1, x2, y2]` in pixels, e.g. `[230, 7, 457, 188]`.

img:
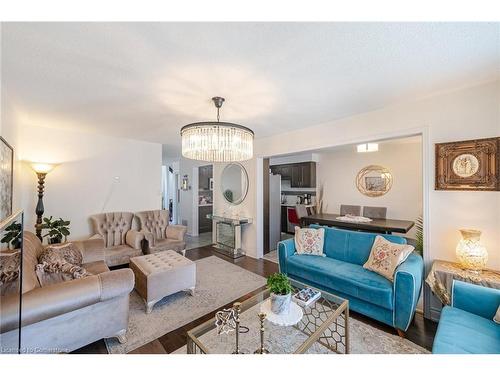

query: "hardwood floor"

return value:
[73, 245, 437, 354]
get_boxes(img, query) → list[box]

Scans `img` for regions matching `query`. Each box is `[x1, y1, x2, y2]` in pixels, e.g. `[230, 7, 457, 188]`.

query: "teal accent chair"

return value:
[278, 226, 424, 333]
[432, 281, 500, 354]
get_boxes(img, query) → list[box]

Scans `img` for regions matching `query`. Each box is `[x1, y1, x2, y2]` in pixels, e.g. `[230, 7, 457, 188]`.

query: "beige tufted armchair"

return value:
[135, 210, 187, 256]
[90, 212, 145, 267]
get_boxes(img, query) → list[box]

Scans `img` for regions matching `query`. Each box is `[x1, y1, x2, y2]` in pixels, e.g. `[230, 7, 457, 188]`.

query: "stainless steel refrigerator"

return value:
[269, 173, 282, 252]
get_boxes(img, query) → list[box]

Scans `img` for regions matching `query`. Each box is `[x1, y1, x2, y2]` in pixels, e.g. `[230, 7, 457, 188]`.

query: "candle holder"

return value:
[232, 302, 243, 354]
[254, 312, 269, 354]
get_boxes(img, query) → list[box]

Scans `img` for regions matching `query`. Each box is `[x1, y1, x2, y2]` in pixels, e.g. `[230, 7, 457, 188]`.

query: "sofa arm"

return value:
[125, 229, 144, 250]
[278, 238, 296, 274]
[140, 230, 155, 247]
[393, 252, 424, 331]
[74, 236, 105, 263]
[166, 225, 187, 241]
[452, 280, 500, 320]
[0, 269, 134, 334]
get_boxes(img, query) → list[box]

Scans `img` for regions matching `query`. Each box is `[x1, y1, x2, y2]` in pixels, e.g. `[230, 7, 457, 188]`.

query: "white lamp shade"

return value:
[30, 162, 57, 174]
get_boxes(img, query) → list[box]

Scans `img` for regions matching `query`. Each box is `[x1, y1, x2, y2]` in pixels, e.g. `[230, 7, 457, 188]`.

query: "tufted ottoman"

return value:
[130, 251, 196, 314]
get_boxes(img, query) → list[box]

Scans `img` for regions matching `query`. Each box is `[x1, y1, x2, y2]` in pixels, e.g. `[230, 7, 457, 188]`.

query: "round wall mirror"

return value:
[356, 165, 393, 197]
[221, 163, 249, 205]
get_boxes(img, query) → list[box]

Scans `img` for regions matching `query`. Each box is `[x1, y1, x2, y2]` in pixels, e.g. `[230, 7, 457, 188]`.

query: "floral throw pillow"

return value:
[36, 243, 92, 286]
[363, 235, 414, 281]
[0, 251, 21, 284]
[294, 227, 325, 256]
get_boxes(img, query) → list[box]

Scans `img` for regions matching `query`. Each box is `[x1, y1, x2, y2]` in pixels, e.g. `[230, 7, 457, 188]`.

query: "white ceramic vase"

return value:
[270, 292, 291, 315]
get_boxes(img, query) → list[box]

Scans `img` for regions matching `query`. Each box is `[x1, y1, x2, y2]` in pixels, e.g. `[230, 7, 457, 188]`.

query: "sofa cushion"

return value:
[83, 260, 110, 275]
[286, 254, 394, 309]
[150, 239, 185, 253]
[433, 306, 500, 354]
[314, 226, 407, 266]
[104, 245, 142, 267]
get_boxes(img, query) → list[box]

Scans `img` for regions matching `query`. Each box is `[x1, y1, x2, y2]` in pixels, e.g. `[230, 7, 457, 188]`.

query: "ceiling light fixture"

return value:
[180, 97, 254, 162]
[357, 143, 379, 153]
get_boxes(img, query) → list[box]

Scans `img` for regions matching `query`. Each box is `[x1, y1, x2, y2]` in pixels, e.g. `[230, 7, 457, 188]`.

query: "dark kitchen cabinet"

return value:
[271, 162, 316, 188]
[270, 164, 291, 179]
[198, 205, 213, 233]
[198, 165, 213, 190]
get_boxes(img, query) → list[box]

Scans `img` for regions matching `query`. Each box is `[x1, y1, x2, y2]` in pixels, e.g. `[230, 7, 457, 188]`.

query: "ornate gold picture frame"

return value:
[435, 137, 499, 191]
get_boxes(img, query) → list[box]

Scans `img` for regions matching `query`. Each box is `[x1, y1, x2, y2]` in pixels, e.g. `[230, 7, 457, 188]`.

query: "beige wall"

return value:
[317, 140, 422, 238]
[213, 160, 259, 258]
[254, 80, 500, 271]
[1, 116, 162, 240]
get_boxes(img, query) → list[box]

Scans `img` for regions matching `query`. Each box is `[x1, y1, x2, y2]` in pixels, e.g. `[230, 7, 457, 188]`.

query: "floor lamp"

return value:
[30, 163, 57, 241]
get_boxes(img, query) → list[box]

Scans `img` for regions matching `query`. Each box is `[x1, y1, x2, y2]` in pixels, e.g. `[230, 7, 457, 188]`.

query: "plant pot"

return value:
[270, 292, 291, 315]
[48, 238, 62, 245]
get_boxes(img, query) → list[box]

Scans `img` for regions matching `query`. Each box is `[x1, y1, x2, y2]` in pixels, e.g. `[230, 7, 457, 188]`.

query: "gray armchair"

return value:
[135, 210, 187, 256]
[0, 232, 134, 353]
[90, 212, 144, 267]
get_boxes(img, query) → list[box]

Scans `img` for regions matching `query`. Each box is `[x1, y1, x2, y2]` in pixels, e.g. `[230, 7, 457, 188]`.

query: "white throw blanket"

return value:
[335, 214, 373, 223]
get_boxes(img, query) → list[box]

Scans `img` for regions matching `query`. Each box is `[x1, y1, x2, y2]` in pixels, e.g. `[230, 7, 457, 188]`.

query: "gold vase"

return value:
[455, 229, 488, 273]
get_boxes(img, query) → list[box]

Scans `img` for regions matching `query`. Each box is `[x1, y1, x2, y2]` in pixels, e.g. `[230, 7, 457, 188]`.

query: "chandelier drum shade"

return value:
[180, 97, 254, 162]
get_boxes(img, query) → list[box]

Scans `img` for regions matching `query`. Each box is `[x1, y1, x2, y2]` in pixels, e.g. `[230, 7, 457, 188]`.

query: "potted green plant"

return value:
[415, 215, 423, 256]
[267, 273, 293, 315]
[1, 221, 22, 249]
[41, 216, 71, 244]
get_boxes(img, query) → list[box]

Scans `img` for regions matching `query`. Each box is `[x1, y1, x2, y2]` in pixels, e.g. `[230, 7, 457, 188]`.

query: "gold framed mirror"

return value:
[356, 165, 393, 197]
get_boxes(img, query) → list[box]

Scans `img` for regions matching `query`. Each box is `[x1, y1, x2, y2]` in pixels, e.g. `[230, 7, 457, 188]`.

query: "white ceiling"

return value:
[2, 22, 499, 156]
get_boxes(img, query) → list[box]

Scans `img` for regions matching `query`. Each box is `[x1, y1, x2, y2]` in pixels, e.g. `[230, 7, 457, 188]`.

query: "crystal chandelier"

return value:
[181, 97, 254, 162]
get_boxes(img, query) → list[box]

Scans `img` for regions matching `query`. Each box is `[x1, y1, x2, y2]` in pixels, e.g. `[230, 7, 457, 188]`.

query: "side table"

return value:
[425, 259, 500, 305]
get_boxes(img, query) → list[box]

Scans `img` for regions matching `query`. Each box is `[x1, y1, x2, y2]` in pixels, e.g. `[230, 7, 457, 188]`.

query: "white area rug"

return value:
[105, 256, 266, 354]
[174, 302, 429, 354]
[106, 255, 428, 354]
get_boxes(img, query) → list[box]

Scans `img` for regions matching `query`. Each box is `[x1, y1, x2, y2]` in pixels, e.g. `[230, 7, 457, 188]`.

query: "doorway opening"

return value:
[262, 134, 424, 282]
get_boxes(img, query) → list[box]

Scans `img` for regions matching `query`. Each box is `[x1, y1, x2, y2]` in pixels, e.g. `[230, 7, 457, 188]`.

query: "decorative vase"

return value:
[456, 229, 488, 273]
[270, 292, 291, 315]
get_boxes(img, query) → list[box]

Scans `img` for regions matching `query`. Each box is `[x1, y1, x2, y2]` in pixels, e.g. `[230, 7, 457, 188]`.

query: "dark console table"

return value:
[300, 213, 414, 234]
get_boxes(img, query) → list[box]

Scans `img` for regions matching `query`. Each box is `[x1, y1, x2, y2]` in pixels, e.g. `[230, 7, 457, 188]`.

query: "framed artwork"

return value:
[0, 136, 14, 220]
[356, 165, 393, 197]
[365, 176, 386, 192]
[435, 137, 499, 191]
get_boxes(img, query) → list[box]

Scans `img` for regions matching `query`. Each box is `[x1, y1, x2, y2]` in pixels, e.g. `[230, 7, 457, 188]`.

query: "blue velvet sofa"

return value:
[278, 226, 424, 332]
[432, 280, 500, 354]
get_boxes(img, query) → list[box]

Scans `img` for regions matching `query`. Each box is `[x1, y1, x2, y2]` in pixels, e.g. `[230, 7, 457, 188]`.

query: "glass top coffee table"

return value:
[186, 279, 350, 354]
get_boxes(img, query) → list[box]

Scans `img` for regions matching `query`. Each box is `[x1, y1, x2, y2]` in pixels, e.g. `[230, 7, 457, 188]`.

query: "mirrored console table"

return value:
[209, 214, 253, 259]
